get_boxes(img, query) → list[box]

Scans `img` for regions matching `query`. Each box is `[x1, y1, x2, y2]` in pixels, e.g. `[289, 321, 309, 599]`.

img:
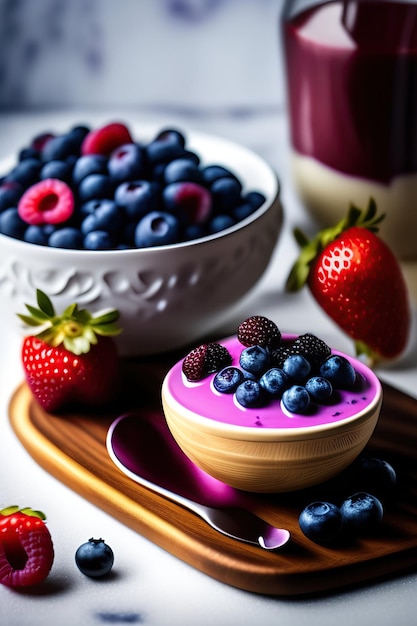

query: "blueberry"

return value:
[208, 214, 235, 233]
[77, 173, 114, 202]
[84, 230, 113, 250]
[19, 147, 40, 161]
[350, 457, 397, 500]
[182, 223, 207, 242]
[232, 201, 256, 221]
[24, 224, 55, 246]
[41, 133, 80, 161]
[235, 379, 264, 408]
[0, 207, 27, 239]
[213, 366, 245, 394]
[81, 199, 123, 235]
[115, 180, 160, 220]
[299, 501, 343, 543]
[163, 157, 202, 185]
[75, 537, 114, 578]
[0, 182, 23, 212]
[239, 345, 270, 375]
[259, 368, 290, 398]
[320, 355, 356, 389]
[40, 160, 73, 183]
[108, 143, 147, 183]
[282, 385, 311, 414]
[340, 492, 383, 533]
[244, 190, 266, 210]
[134, 211, 180, 248]
[49, 227, 83, 249]
[305, 376, 333, 402]
[72, 154, 108, 185]
[146, 128, 186, 164]
[163, 181, 212, 225]
[6, 158, 42, 188]
[210, 176, 242, 210]
[282, 354, 311, 382]
[201, 164, 239, 186]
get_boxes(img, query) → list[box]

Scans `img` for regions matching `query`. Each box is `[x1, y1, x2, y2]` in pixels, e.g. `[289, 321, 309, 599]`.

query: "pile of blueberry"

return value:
[298, 456, 397, 544]
[0, 121, 266, 250]
[212, 340, 357, 414]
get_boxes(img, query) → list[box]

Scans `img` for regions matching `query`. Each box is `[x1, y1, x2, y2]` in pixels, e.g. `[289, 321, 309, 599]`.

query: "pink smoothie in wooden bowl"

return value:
[162, 327, 382, 493]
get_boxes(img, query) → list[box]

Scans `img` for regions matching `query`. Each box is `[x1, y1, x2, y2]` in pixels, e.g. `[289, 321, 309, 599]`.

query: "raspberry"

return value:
[182, 342, 232, 381]
[237, 316, 281, 349]
[81, 122, 133, 156]
[18, 178, 74, 225]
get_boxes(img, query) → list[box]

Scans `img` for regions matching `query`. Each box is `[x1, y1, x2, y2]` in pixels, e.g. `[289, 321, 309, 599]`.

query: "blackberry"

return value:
[237, 315, 281, 349]
[292, 333, 331, 367]
[182, 342, 231, 382]
[271, 343, 296, 368]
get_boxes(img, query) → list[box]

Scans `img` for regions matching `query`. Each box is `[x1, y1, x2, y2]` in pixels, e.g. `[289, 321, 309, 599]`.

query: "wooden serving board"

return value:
[8, 356, 417, 597]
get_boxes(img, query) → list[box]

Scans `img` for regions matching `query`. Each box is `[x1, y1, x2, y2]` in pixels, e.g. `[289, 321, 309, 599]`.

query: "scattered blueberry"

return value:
[75, 537, 114, 578]
[299, 501, 343, 543]
[350, 456, 397, 500]
[340, 492, 384, 533]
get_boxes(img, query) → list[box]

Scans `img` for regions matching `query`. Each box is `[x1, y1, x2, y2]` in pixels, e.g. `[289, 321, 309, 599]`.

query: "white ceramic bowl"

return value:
[0, 126, 282, 356]
[162, 335, 383, 493]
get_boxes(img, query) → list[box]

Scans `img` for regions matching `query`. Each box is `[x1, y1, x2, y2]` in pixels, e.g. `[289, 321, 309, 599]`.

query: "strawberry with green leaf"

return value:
[0, 506, 54, 588]
[18, 289, 122, 412]
[287, 199, 411, 365]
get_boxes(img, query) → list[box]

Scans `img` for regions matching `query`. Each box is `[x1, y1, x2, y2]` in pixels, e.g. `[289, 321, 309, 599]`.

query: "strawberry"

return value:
[0, 506, 54, 588]
[287, 200, 411, 364]
[18, 289, 122, 412]
[182, 342, 232, 381]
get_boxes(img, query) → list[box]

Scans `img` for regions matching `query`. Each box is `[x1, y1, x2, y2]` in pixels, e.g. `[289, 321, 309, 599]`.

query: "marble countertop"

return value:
[1, 107, 416, 626]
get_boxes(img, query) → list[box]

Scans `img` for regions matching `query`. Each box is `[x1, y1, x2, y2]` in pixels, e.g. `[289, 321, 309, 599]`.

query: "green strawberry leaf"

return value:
[17, 289, 123, 354]
[0, 505, 46, 519]
[36, 289, 55, 317]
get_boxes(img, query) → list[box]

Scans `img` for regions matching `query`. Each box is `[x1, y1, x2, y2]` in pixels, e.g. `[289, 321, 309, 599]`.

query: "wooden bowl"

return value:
[161, 336, 383, 493]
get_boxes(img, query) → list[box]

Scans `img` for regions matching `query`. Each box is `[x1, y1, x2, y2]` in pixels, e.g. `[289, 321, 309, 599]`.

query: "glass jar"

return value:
[281, 0, 417, 259]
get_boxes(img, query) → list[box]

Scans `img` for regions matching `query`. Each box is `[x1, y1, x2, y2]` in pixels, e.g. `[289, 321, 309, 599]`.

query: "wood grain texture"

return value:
[8, 356, 417, 596]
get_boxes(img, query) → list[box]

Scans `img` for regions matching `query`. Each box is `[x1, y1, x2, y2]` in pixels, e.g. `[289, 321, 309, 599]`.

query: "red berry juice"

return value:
[283, 0, 417, 183]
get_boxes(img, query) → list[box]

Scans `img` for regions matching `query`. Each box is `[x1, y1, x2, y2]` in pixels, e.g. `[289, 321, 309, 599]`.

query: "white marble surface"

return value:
[0, 107, 417, 626]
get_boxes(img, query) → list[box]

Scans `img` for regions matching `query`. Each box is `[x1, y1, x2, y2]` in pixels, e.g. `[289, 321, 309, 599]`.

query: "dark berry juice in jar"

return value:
[281, 0, 417, 259]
